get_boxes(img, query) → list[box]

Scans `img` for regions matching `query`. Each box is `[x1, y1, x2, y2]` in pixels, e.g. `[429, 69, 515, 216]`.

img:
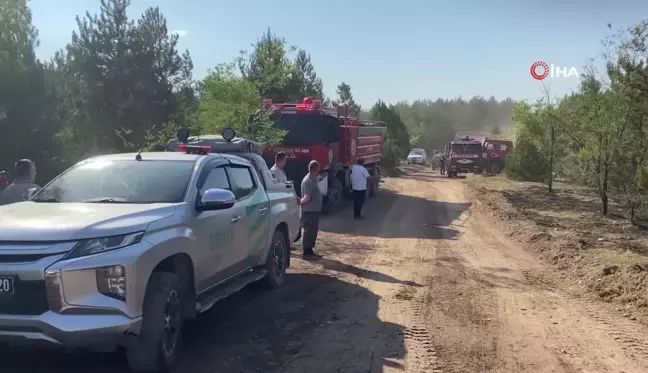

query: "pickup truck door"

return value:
[224, 163, 270, 269]
[193, 163, 243, 291]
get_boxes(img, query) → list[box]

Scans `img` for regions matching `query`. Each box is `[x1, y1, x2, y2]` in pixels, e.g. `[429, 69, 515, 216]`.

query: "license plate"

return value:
[0, 277, 14, 295]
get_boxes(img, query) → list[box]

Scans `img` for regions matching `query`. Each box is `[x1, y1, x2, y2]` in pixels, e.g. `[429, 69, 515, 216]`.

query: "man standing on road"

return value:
[440, 153, 446, 175]
[300, 160, 323, 260]
[270, 151, 288, 183]
[0, 159, 40, 205]
[351, 157, 370, 219]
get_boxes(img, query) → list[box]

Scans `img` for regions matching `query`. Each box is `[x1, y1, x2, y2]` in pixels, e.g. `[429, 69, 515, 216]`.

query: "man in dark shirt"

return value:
[440, 154, 446, 175]
[300, 160, 323, 260]
[0, 159, 40, 205]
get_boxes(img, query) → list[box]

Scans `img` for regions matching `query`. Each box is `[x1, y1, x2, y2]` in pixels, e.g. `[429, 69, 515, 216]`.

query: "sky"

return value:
[29, 0, 648, 108]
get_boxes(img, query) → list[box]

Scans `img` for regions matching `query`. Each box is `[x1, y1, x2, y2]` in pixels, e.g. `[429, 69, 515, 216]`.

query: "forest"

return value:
[506, 21, 648, 223]
[0, 0, 519, 183]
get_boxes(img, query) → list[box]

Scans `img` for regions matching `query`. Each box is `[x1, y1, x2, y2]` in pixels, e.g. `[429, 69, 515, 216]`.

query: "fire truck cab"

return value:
[444, 136, 483, 177]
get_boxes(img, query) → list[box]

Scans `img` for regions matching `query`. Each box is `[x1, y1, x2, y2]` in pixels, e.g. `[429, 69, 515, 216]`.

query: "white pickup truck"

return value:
[0, 128, 300, 371]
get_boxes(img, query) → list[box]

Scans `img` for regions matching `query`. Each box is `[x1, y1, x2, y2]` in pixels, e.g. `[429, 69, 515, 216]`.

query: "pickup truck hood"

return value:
[0, 202, 177, 242]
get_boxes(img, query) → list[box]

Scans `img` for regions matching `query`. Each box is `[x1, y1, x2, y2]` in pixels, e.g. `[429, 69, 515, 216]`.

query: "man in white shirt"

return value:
[351, 157, 370, 219]
[270, 151, 288, 183]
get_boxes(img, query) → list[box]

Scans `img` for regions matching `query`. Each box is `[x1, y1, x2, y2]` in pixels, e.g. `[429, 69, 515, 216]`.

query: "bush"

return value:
[505, 134, 549, 182]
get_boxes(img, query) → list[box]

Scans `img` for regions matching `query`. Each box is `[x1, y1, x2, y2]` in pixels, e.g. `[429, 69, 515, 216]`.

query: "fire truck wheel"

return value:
[368, 178, 377, 198]
[323, 178, 344, 213]
[491, 164, 502, 174]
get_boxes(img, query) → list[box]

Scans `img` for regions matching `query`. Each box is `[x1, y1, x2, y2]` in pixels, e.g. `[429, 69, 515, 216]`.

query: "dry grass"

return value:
[466, 174, 648, 324]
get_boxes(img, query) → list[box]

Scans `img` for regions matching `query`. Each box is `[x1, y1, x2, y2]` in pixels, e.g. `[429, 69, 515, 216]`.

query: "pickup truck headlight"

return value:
[65, 232, 144, 260]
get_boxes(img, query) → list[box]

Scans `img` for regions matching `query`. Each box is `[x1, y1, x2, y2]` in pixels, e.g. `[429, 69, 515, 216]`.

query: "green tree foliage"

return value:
[332, 82, 361, 117]
[238, 28, 298, 102]
[506, 104, 551, 182]
[1, 1, 415, 185]
[369, 100, 410, 167]
[393, 96, 519, 154]
[0, 0, 63, 182]
[63, 0, 192, 153]
[507, 21, 648, 222]
[290, 49, 323, 98]
[198, 63, 286, 146]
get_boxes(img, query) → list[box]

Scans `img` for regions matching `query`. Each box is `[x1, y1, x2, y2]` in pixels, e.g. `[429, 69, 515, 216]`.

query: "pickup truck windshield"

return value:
[32, 160, 195, 203]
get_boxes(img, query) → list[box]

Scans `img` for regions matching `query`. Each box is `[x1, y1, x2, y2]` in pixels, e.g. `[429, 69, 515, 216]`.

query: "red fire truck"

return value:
[481, 138, 513, 174]
[444, 136, 483, 177]
[261, 97, 387, 212]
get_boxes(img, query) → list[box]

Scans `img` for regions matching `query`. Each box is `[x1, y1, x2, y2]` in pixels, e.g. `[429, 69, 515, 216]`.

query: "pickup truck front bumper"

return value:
[0, 312, 141, 348]
[0, 241, 150, 349]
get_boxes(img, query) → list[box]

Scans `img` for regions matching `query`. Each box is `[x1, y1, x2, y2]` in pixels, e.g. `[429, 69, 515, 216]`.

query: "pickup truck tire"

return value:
[259, 229, 288, 289]
[126, 272, 183, 372]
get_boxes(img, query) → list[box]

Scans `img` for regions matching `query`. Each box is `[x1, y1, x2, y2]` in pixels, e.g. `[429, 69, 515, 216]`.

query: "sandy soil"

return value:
[4, 166, 648, 372]
[467, 175, 648, 326]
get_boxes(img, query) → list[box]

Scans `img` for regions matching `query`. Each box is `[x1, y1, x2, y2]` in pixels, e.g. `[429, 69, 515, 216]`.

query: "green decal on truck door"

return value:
[209, 229, 234, 251]
[245, 190, 266, 217]
[245, 189, 271, 258]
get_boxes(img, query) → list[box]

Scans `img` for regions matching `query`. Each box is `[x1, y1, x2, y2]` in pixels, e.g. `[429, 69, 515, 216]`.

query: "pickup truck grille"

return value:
[0, 280, 50, 315]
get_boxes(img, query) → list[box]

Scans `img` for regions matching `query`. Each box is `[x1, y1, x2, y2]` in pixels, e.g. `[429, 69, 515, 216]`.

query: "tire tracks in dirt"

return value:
[282, 175, 447, 373]
[414, 167, 648, 373]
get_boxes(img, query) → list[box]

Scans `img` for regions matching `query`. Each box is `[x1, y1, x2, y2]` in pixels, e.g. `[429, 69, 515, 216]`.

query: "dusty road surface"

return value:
[4, 166, 648, 373]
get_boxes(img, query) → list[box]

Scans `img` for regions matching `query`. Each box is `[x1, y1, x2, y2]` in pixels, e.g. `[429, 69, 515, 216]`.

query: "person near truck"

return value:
[299, 160, 323, 260]
[270, 151, 288, 183]
[0, 159, 40, 205]
[0, 171, 9, 191]
[351, 157, 370, 219]
[440, 153, 446, 175]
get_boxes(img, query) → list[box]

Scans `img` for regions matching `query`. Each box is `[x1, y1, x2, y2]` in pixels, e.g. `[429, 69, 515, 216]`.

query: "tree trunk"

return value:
[601, 162, 609, 215]
[548, 125, 555, 193]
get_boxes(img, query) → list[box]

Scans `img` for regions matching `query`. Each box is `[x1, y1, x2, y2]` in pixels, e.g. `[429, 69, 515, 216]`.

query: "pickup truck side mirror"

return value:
[198, 189, 236, 211]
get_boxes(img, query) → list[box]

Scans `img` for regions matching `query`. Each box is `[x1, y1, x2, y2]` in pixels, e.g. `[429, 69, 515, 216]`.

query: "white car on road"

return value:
[406, 149, 427, 165]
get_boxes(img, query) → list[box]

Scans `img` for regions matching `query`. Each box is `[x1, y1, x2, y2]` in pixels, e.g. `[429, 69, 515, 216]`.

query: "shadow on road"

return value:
[321, 188, 468, 240]
[1, 274, 406, 373]
[316, 258, 423, 287]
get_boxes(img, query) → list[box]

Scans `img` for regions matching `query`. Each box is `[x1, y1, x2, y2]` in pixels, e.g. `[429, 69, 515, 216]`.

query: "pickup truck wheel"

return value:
[126, 272, 183, 372]
[260, 230, 288, 289]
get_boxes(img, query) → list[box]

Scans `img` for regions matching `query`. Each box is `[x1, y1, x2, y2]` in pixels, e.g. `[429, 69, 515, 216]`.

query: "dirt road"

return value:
[5, 166, 648, 372]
